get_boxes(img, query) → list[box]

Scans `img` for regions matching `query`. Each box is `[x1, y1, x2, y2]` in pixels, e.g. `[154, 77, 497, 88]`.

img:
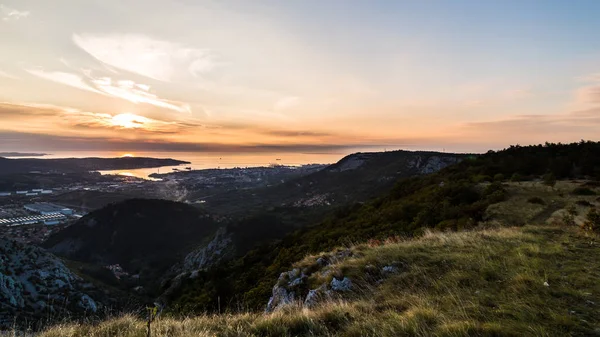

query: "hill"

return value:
[0, 157, 189, 174]
[0, 239, 103, 330]
[38, 222, 600, 336]
[152, 151, 466, 303]
[167, 141, 600, 312]
[42, 199, 220, 292]
[202, 150, 466, 214]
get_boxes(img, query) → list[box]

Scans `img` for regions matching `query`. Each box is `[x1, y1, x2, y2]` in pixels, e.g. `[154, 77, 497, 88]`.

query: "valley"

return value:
[1, 142, 600, 335]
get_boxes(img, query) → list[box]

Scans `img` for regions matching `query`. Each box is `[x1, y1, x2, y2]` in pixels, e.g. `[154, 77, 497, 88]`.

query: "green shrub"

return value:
[582, 208, 600, 232]
[575, 200, 593, 207]
[527, 197, 545, 205]
[510, 173, 523, 182]
[572, 187, 596, 196]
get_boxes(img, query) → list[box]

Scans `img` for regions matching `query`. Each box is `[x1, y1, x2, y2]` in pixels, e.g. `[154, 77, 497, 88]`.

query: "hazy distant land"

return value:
[0, 156, 190, 174]
[0, 152, 48, 157]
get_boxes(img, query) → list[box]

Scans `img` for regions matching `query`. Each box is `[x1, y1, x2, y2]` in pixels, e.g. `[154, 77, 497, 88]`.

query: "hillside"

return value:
[39, 221, 600, 336]
[167, 141, 600, 312]
[0, 157, 188, 174]
[202, 150, 466, 213]
[0, 239, 102, 330]
[42, 199, 220, 292]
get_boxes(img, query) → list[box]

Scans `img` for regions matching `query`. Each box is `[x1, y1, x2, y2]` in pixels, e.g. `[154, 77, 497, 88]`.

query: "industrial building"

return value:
[23, 203, 74, 215]
[0, 213, 67, 226]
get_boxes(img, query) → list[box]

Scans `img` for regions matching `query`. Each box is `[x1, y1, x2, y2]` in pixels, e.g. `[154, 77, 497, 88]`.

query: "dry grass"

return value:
[35, 181, 600, 336]
[38, 221, 600, 337]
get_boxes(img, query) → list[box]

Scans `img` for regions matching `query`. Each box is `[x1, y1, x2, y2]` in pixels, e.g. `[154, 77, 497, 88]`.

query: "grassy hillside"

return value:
[39, 222, 600, 336]
[168, 141, 600, 312]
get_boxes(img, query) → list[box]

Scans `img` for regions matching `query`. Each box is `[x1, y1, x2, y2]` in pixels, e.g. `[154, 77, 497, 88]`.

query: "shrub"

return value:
[542, 173, 557, 189]
[572, 187, 596, 196]
[581, 208, 600, 232]
[582, 181, 600, 187]
[527, 197, 545, 205]
[493, 173, 504, 182]
[575, 200, 593, 207]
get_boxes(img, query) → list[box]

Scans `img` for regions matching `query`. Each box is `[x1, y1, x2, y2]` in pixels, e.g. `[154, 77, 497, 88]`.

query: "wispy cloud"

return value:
[0, 102, 193, 135]
[25, 67, 191, 113]
[1, 4, 29, 21]
[0, 130, 383, 153]
[72, 34, 218, 82]
[575, 85, 600, 105]
[461, 108, 600, 142]
[91, 77, 191, 113]
[24, 68, 104, 95]
[274, 96, 300, 111]
[0, 70, 19, 80]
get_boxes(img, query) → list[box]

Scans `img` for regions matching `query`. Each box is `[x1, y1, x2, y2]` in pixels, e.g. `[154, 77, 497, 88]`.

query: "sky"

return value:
[1, 0, 600, 154]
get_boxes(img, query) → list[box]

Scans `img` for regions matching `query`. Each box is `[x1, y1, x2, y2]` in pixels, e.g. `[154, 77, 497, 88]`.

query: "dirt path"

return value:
[529, 200, 566, 225]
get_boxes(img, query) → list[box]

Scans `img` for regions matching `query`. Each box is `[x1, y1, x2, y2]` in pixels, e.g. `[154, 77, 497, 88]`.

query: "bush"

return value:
[575, 200, 593, 207]
[510, 173, 523, 182]
[572, 187, 596, 196]
[527, 197, 545, 205]
[542, 173, 556, 189]
[493, 173, 504, 182]
[581, 208, 600, 232]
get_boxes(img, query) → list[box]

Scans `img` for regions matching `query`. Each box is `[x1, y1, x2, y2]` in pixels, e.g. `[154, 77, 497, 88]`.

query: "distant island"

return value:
[0, 152, 48, 157]
[0, 157, 190, 174]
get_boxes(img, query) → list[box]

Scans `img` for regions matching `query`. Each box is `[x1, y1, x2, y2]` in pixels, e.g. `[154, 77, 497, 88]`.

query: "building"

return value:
[0, 192, 11, 197]
[41, 190, 53, 194]
[16, 191, 28, 194]
[0, 213, 67, 226]
[24, 203, 73, 215]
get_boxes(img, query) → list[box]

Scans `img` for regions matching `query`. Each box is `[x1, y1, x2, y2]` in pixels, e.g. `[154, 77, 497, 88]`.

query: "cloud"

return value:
[72, 34, 217, 82]
[461, 108, 600, 142]
[25, 68, 105, 95]
[0, 130, 385, 153]
[1, 4, 29, 21]
[575, 85, 600, 105]
[25, 67, 191, 113]
[274, 96, 300, 110]
[261, 129, 333, 138]
[0, 102, 194, 135]
[91, 77, 191, 113]
[0, 70, 19, 80]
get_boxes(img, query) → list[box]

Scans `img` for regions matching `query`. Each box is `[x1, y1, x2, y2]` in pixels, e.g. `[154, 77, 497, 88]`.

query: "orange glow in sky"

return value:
[1, 1, 600, 154]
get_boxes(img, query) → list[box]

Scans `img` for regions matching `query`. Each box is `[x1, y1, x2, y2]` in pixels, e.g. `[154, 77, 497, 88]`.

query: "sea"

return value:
[9, 150, 375, 180]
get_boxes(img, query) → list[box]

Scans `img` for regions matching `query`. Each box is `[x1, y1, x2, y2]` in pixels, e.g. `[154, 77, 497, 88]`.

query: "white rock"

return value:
[331, 277, 352, 292]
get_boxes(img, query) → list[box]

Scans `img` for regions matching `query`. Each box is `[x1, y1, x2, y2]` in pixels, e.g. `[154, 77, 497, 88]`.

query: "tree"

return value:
[510, 173, 523, 184]
[542, 173, 556, 190]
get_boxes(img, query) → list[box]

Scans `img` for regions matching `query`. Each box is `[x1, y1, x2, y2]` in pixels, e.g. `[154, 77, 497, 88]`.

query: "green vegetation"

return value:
[169, 141, 600, 312]
[527, 196, 545, 205]
[43, 199, 219, 292]
[40, 224, 600, 336]
[572, 187, 597, 196]
[33, 141, 600, 335]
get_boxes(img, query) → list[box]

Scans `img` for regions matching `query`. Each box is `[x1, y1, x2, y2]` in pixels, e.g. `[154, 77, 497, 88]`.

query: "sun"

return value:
[121, 153, 135, 158]
[110, 113, 147, 129]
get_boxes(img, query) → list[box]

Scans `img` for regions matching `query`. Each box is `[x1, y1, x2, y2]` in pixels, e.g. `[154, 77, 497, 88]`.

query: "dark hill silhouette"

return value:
[43, 199, 219, 289]
[0, 156, 188, 174]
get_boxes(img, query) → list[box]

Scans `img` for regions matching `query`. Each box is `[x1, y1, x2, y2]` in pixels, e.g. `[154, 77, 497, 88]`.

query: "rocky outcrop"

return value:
[265, 248, 406, 312]
[157, 227, 234, 305]
[182, 227, 233, 271]
[0, 239, 100, 328]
